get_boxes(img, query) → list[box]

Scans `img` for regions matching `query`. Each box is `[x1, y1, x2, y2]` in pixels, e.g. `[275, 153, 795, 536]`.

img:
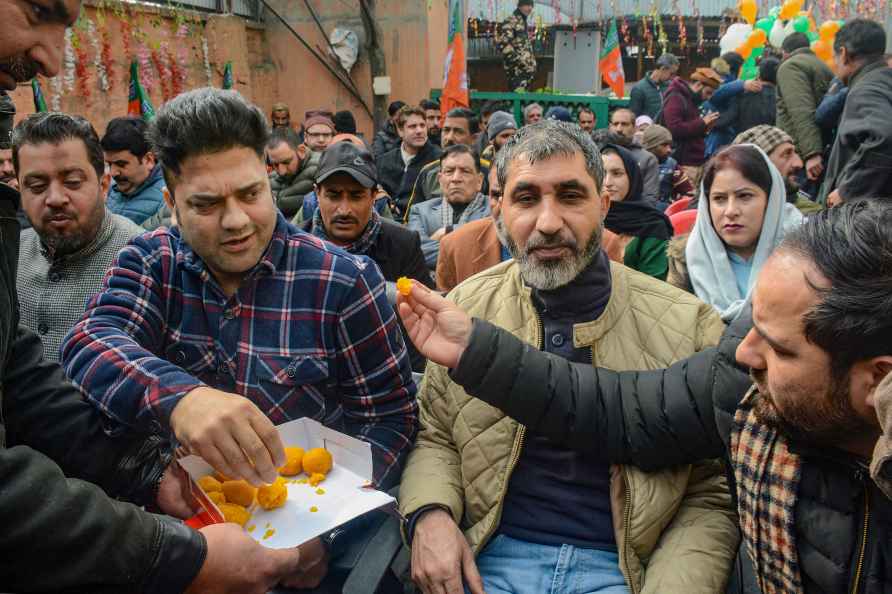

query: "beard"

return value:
[38, 199, 106, 258]
[0, 54, 39, 84]
[750, 367, 874, 447]
[496, 216, 602, 291]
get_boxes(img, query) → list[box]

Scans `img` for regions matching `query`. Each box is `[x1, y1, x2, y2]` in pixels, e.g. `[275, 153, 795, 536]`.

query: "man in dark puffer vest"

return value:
[267, 127, 321, 219]
[398, 200, 892, 594]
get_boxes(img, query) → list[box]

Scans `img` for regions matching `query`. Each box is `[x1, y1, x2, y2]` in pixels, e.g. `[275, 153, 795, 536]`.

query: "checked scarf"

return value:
[729, 387, 804, 594]
[311, 207, 382, 256]
[439, 192, 488, 229]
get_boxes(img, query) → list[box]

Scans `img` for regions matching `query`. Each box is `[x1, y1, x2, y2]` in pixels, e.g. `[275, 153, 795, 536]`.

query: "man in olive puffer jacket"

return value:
[398, 200, 892, 594]
[399, 121, 739, 594]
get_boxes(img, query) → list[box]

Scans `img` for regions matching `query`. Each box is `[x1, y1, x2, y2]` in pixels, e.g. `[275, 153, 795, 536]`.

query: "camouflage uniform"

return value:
[496, 10, 537, 91]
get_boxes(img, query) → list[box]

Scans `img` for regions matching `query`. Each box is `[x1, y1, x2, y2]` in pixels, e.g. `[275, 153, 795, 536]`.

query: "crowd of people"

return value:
[2, 0, 892, 592]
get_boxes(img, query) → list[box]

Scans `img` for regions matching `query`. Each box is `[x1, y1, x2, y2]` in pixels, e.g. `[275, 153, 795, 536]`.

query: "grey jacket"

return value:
[17, 210, 143, 361]
[269, 150, 322, 218]
[627, 144, 661, 203]
[629, 73, 666, 120]
[406, 193, 491, 269]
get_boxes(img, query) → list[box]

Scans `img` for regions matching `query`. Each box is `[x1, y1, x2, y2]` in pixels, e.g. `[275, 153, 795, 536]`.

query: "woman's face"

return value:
[708, 167, 769, 259]
[602, 152, 630, 202]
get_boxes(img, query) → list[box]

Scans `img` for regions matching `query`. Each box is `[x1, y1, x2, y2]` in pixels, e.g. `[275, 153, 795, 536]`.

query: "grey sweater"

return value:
[16, 210, 143, 361]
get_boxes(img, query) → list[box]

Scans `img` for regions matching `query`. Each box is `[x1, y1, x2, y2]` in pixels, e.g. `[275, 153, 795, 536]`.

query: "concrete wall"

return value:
[7, 0, 448, 139]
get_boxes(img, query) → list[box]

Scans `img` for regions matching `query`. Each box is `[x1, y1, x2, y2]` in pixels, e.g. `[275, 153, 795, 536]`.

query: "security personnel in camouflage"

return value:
[496, 0, 537, 92]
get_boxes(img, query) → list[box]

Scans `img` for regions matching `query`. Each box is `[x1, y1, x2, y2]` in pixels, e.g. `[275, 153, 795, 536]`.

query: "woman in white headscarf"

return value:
[666, 144, 803, 322]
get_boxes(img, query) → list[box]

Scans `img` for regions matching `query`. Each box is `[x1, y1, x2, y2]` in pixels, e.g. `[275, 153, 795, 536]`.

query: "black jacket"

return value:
[728, 84, 776, 134]
[0, 184, 206, 593]
[822, 60, 892, 202]
[451, 312, 892, 593]
[302, 217, 433, 372]
[377, 142, 442, 217]
[371, 121, 401, 159]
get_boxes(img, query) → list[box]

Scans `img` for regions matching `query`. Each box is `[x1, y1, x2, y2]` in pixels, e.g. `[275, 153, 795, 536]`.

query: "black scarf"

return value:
[602, 143, 673, 241]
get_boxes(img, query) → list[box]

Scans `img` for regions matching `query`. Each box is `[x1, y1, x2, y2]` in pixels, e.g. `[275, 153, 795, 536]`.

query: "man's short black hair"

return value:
[444, 107, 481, 135]
[834, 18, 887, 61]
[12, 112, 105, 180]
[781, 200, 892, 379]
[439, 143, 481, 173]
[333, 110, 357, 135]
[480, 100, 504, 117]
[267, 127, 302, 151]
[146, 88, 268, 195]
[578, 106, 595, 117]
[759, 57, 781, 84]
[388, 101, 407, 117]
[782, 32, 811, 54]
[100, 116, 151, 159]
[420, 99, 440, 111]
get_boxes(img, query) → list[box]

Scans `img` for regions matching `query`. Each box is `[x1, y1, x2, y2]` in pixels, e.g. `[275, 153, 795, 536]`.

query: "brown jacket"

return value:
[435, 218, 502, 292]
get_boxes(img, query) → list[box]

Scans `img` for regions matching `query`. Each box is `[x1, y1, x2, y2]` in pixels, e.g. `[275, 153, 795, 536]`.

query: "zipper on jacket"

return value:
[477, 313, 542, 549]
[588, 341, 636, 594]
[850, 476, 870, 594]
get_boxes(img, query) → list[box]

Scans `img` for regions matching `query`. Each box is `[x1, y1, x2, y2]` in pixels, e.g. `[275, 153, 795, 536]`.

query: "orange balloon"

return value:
[749, 29, 768, 46]
[811, 39, 832, 61]
[779, 0, 799, 20]
[736, 44, 753, 60]
[739, 0, 758, 24]
[819, 20, 841, 40]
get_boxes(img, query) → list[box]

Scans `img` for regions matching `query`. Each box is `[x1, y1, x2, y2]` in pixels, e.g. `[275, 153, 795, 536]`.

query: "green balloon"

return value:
[755, 17, 774, 34]
[751, 46, 765, 59]
[793, 16, 810, 33]
[806, 30, 819, 41]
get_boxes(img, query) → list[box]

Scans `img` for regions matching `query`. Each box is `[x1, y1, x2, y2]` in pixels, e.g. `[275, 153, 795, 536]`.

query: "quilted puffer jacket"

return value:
[399, 260, 740, 594]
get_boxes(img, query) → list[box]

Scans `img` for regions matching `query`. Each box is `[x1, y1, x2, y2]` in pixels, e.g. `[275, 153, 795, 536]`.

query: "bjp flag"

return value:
[599, 19, 626, 98]
[441, 0, 469, 115]
[128, 60, 156, 122]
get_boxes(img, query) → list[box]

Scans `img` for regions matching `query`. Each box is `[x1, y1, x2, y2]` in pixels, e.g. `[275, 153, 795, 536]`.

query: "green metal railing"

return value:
[430, 90, 630, 130]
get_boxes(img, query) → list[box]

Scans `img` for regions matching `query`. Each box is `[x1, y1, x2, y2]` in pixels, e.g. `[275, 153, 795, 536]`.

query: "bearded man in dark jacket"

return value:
[397, 200, 892, 594]
[0, 3, 301, 591]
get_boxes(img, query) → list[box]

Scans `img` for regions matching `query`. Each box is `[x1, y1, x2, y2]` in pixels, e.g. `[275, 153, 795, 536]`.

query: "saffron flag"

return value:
[31, 79, 48, 112]
[128, 60, 156, 122]
[223, 61, 234, 90]
[599, 19, 626, 98]
[441, 0, 469, 116]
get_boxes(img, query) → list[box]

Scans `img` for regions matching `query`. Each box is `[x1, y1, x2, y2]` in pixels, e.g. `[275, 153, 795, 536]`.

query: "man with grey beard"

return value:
[399, 120, 738, 594]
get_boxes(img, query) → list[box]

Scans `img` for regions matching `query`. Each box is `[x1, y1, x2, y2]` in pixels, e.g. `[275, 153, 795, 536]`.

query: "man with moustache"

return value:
[399, 120, 737, 594]
[0, 3, 306, 591]
[14, 113, 143, 361]
[101, 116, 167, 228]
[301, 140, 432, 370]
[402, 200, 892, 592]
[62, 88, 418, 589]
[735, 124, 823, 214]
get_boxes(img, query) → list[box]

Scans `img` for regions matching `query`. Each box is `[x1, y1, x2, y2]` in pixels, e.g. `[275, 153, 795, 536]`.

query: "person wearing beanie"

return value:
[486, 110, 517, 154]
[270, 102, 291, 129]
[633, 114, 653, 145]
[661, 67, 722, 179]
[641, 124, 694, 208]
[544, 105, 572, 122]
[303, 112, 336, 152]
[734, 124, 822, 214]
[496, 0, 537, 91]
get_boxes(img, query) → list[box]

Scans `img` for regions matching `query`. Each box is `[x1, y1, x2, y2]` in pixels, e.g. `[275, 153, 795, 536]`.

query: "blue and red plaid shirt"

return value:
[62, 214, 418, 487]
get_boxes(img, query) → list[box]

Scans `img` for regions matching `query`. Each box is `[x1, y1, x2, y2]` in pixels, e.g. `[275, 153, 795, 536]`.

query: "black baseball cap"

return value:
[316, 141, 378, 189]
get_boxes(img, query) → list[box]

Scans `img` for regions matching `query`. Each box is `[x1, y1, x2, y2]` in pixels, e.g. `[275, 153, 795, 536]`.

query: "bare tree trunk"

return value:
[360, 0, 388, 132]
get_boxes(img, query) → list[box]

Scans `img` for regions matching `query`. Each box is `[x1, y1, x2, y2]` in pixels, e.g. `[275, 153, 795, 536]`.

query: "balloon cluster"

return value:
[720, 0, 843, 80]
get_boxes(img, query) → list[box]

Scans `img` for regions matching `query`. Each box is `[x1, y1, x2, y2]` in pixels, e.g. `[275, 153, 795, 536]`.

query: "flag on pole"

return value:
[599, 19, 626, 98]
[31, 79, 48, 112]
[222, 61, 234, 90]
[441, 0, 469, 115]
[128, 60, 155, 122]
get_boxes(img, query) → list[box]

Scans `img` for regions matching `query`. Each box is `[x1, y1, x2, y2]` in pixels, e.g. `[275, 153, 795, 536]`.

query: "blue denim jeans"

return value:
[468, 534, 630, 594]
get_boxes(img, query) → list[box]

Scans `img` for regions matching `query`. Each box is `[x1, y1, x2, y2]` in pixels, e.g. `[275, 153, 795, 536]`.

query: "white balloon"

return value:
[720, 23, 754, 55]
[769, 19, 787, 47]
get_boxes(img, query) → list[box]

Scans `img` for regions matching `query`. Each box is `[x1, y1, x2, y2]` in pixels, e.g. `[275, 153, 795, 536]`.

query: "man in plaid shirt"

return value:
[61, 88, 418, 589]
